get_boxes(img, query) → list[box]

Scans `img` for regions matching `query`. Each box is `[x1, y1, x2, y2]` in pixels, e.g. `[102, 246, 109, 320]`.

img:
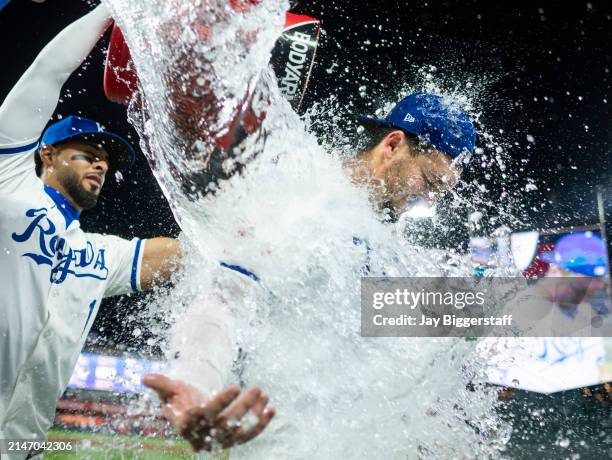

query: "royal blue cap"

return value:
[356, 93, 476, 161]
[541, 232, 609, 277]
[41, 115, 135, 170]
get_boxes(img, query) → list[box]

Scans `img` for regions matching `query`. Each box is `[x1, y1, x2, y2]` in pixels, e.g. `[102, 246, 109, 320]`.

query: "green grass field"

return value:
[46, 430, 230, 460]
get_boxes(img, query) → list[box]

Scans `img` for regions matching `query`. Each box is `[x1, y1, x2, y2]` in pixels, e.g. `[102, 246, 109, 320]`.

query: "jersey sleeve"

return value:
[0, 138, 39, 194]
[89, 234, 145, 297]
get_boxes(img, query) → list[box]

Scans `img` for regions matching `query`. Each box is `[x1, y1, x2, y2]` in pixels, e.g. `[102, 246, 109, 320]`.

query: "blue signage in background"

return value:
[68, 353, 163, 393]
[0, 0, 11, 13]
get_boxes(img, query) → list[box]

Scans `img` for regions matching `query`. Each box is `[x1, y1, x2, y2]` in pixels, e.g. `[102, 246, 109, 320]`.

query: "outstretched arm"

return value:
[140, 238, 182, 290]
[0, 4, 112, 143]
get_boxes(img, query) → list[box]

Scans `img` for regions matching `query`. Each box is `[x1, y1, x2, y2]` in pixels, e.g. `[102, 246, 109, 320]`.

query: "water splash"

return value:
[104, 0, 506, 457]
[307, 62, 533, 249]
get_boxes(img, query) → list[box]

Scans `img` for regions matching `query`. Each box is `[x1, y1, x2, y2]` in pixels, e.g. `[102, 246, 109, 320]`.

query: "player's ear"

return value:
[39, 145, 60, 173]
[382, 130, 405, 160]
[39, 144, 59, 168]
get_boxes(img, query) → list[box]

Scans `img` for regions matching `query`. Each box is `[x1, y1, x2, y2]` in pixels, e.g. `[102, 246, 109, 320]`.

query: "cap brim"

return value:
[58, 132, 135, 170]
[354, 115, 395, 130]
[564, 264, 609, 277]
[355, 115, 464, 165]
[354, 114, 426, 145]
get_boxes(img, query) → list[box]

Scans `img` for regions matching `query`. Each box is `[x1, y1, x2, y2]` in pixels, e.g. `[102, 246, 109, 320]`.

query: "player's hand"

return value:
[143, 373, 275, 452]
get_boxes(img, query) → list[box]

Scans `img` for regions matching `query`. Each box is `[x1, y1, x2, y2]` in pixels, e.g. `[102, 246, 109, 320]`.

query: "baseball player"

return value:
[1, 1, 478, 456]
[481, 231, 609, 393]
[479, 232, 610, 457]
[349, 92, 474, 216]
[0, 4, 273, 456]
[170, 93, 478, 401]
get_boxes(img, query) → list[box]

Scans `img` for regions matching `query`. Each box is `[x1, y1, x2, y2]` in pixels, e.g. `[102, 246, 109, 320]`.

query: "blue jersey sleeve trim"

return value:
[0, 140, 39, 155]
[219, 261, 260, 282]
[131, 239, 143, 292]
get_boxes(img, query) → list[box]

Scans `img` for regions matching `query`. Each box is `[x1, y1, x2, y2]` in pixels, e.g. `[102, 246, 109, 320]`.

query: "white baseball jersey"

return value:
[0, 137, 144, 450]
[479, 292, 607, 394]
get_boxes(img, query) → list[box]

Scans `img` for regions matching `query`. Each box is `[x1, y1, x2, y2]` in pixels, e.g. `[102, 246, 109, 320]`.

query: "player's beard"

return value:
[60, 168, 99, 210]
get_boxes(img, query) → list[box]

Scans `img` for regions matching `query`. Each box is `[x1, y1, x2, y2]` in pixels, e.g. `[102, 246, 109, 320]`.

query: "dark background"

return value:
[1, 0, 610, 352]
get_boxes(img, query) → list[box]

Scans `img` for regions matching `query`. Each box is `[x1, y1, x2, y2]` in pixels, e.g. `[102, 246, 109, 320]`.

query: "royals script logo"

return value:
[11, 208, 109, 284]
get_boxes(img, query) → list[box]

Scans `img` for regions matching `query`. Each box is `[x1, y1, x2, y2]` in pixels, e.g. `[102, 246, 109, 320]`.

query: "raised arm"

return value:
[0, 4, 112, 143]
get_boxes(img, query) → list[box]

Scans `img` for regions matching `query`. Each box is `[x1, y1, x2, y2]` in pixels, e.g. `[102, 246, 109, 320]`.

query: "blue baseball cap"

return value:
[541, 232, 609, 277]
[41, 115, 135, 170]
[356, 93, 476, 166]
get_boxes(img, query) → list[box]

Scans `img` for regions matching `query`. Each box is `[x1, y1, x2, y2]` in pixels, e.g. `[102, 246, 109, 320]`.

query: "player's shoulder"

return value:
[0, 135, 40, 194]
[0, 167, 44, 203]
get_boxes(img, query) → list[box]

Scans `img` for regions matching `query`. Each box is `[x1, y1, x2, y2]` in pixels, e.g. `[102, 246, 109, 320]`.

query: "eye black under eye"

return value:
[71, 154, 94, 163]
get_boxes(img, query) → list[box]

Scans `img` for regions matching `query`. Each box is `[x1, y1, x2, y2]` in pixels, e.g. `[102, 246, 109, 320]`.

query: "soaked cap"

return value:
[356, 93, 476, 167]
[41, 115, 135, 170]
[541, 232, 609, 277]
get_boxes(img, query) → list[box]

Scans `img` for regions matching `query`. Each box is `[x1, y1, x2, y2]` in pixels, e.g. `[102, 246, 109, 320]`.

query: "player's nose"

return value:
[92, 159, 109, 173]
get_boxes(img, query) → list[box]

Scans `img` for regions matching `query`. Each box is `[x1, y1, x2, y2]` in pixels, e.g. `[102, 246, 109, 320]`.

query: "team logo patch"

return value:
[11, 208, 109, 284]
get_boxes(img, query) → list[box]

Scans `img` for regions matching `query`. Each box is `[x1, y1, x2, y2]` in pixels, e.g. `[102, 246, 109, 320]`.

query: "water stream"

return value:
[104, 0, 507, 457]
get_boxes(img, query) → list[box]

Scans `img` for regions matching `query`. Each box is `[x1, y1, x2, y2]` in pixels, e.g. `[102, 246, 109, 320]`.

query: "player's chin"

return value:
[82, 179, 102, 194]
